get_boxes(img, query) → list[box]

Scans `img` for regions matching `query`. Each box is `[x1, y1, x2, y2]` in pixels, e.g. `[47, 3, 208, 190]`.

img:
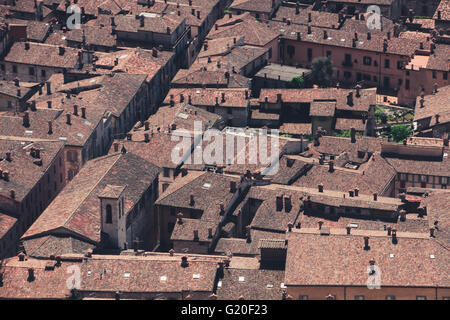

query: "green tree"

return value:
[287, 76, 305, 88]
[310, 57, 333, 87]
[391, 124, 412, 142]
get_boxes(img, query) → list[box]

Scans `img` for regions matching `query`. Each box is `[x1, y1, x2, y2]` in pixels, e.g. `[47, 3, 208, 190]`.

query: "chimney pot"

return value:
[318, 183, 324, 193]
[364, 236, 370, 250]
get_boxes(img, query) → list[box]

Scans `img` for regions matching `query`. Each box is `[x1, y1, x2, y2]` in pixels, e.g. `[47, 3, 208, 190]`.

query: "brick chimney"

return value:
[347, 92, 354, 106]
[208, 228, 213, 239]
[354, 188, 359, 197]
[181, 256, 189, 268]
[193, 229, 199, 241]
[318, 183, 324, 193]
[346, 226, 351, 235]
[189, 194, 195, 206]
[399, 209, 406, 222]
[229, 181, 236, 193]
[364, 236, 370, 250]
[328, 160, 334, 172]
[284, 195, 292, 212]
[73, 105, 78, 116]
[5, 152, 11, 162]
[276, 195, 283, 211]
[48, 120, 53, 134]
[23, 111, 30, 127]
[350, 127, 356, 143]
[430, 228, 435, 238]
[27, 268, 35, 282]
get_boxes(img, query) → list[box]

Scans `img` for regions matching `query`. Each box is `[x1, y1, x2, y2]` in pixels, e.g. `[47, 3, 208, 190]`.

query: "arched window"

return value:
[106, 204, 112, 224]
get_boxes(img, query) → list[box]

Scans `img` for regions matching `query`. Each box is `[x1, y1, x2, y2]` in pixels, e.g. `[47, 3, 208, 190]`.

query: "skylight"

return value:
[160, 275, 167, 281]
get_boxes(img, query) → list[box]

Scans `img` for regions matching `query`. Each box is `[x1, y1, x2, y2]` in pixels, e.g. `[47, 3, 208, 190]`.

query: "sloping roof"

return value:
[22, 152, 160, 243]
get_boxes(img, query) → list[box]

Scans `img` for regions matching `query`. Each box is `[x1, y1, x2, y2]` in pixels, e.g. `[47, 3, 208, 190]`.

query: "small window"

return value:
[12, 65, 18, 73]
[307, 48, 312, 61]
[384, 59, 390, 69]
[106, 204, 112, 224]
[41, 70, 46, 77]
[440, 177, 448, 185]
[363, 56, 372, 66]
[386, 295, 396, 300]
[432, 71, 437, 79]
[444, 72, 448, 80]
[29, 67, 35, 75]
[163, 168, 170, 178]
[354, 295, 365, 300]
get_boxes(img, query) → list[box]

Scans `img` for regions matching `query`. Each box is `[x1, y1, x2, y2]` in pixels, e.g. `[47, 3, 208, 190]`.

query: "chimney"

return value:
[387, 32, 391, 40]
[27, 268, 35, 282]
[58, 46, 65, 55]
[73, 105, 78, 116]
[113, 142, 119, 152]
[193, 230, 199, 241]
[6, 152, 11, 162]
[323, 30, 328, 39]
[430, 228, 435, 238]
[308, 12, 312, 22]
[230, 181, 236, 193]
[181, 256, 189, 268]
[144, 121, 150, 131]
[392, 229, 397, 244]
[350, 127, 356, 143]
[367, 32, 371, 40]
[355, 84, 361, 97]
[328, 160, 334, 172]
[354, 32, 358, 41]
[219, 204, 225, 216]
[221, 92, 226, 103]
[2, 171, 9, 181]
[66, 113, 71, 125]
[79, 106, 86, 118]
[10, 190, 15, 199]
[188, 95, 192, 104]
[444, 138, 449, 147]
[399, 209, 406, 222]
[364, 236, 370, 250]
[354, 188, 359, 197]
[126, 133, 132, 140]
[23, 111, 30, 127]
[352, 38, 356, 48]
[433, 83, 438, 94]
[276, 195, 283, 211]
[189, 194, 195, 206]
[347, 92, 354, 106]
[438, 11, 441, 20]
[284, 195, 292, 212]
[346, 226, 351, 235]
[420, 98, 425, 108]
[246, 226, 251, 243]
[152, 47, 157, 57]
[46, 81, 51, 95]
[307, 25, 311, 34]
[177, 212, 183, 224]
[208, 228, 213, 239]
[318, 183, 324, 193]
[318, 221, 323, 230]
[296, 4, 300, 15]
[144, 133, 150, 143]
[349, 190, 354, 197]
[436, 114, 440, 124]
[383, 40, 388, 53]
[387, 227, 392, 236]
